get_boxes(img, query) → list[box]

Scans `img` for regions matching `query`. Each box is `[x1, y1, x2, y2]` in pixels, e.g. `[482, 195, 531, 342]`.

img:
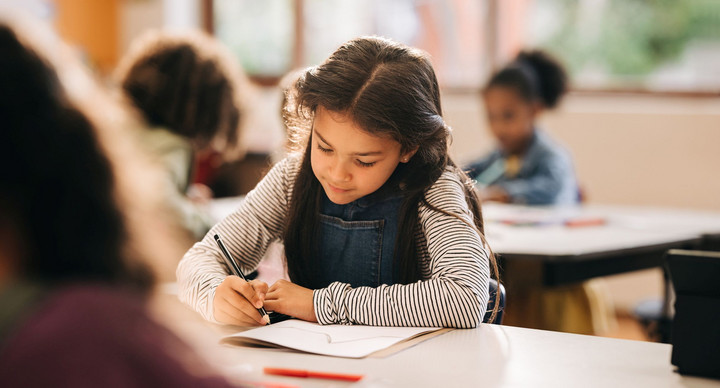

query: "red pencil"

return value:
[564, 217, 606, 227]
[263, 367, 364, 382]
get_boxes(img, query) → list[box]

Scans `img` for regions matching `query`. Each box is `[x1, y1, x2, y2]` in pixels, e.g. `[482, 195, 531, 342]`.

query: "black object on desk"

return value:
[667, 249, 720, 379]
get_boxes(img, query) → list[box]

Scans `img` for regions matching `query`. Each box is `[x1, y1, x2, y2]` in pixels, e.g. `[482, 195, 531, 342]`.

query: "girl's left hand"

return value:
[264, 279, 317, 322]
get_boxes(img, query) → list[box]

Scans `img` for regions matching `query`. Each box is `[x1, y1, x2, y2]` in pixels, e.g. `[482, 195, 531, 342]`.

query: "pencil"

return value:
[214, 233, 269, 322]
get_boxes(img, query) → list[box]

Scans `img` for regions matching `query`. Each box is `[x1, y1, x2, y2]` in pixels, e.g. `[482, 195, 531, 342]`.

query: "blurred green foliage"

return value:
[539, 0, 720, 76]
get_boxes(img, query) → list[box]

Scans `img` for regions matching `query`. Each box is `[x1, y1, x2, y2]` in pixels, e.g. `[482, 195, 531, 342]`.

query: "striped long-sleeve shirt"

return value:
[176, 156, 490, 328]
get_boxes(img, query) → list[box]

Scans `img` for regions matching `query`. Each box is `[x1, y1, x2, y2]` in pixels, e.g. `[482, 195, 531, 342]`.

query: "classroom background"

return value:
[7, 0, 720, 341]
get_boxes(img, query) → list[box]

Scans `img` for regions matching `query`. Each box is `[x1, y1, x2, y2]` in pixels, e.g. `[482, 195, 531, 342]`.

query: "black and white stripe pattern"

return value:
[177, 156, 490, 328]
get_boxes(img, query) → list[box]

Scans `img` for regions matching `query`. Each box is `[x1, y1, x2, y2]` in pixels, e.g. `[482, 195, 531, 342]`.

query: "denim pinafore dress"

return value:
[313, 187, 404, 289]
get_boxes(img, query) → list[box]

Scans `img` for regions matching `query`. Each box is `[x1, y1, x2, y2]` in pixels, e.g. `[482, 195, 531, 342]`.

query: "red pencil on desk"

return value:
[263, 367, 364, 382]
[565, 217, 606, 227]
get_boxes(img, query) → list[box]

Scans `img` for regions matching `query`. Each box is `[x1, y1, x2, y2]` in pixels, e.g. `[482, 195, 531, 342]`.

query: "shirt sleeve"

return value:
[176, 157, 297, 322]
[494, 151, 575, 205]
[313, 171, 491, 328]
[464, 151, 500, 180]
[146, 129, 213, 240]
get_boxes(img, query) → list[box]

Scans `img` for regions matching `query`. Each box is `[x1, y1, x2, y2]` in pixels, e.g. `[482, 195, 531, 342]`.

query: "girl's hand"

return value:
[187, 183, 213, 205]
[480, 185, 510, 203]
[264, 280, 317, 322]
[213, 276, 270, 326]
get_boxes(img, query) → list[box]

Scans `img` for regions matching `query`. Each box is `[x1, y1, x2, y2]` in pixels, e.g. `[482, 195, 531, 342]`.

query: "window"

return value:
[210, 0, 720, 94]
[211, 0, 492, 89]
[515, 0, 720, 93]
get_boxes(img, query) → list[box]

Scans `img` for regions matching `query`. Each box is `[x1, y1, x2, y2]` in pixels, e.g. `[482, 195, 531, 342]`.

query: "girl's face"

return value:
[311, 106, 415, 205]
[483, 86, 539, 155]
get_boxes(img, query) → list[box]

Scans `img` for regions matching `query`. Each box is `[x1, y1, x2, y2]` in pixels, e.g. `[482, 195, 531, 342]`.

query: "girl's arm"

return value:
[176, 157, 298, 322]
[312, 172, 491, 329]
[494, 151, 575, 205]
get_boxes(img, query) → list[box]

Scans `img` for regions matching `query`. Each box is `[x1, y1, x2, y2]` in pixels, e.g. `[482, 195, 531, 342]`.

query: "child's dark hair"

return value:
[115, 30, 243, 150]
[283, 36, 501, 322]
[487, 50, 568, 109]
[0, 24, 152, 290]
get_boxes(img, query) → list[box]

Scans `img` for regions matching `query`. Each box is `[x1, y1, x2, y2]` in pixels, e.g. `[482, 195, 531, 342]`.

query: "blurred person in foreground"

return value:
[0, 16, 240, 387]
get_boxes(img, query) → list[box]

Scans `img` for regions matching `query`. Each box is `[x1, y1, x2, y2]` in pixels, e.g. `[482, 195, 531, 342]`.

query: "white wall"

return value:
[445, 92, 720, 211]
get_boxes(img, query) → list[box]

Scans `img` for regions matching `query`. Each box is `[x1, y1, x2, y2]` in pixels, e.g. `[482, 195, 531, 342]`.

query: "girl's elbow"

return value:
[447, 293, 485, 329]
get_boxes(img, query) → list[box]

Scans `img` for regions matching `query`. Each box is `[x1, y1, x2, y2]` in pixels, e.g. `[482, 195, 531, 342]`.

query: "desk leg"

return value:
[499, 259, 545, 329]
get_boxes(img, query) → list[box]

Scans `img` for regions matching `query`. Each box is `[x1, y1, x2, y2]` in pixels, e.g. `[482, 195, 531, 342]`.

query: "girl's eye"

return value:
[317, 144, 332, 153]
[357, 160, 376, 168]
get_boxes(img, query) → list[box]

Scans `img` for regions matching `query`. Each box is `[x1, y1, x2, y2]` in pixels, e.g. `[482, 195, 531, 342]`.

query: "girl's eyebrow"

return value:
[313, 128, 384, 156]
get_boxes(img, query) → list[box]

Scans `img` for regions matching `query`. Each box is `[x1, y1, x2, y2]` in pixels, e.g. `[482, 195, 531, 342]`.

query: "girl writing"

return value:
[178, 36, 499, 328]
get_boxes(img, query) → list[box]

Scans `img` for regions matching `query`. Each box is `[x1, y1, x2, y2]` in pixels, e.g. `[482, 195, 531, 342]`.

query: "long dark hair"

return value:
[0, 24, 152, 290]
[283, 37, 500, 321]
[487, 50, 568, 109]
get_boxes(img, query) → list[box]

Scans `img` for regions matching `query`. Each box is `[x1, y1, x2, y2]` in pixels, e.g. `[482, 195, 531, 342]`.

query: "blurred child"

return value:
[114, 30, 249, 240]
[466, 50, 578, 205]
[0, 19, 236, 387]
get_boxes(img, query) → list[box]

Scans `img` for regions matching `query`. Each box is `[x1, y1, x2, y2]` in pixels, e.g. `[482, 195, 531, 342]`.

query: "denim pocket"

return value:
[316, 214, 384, 288]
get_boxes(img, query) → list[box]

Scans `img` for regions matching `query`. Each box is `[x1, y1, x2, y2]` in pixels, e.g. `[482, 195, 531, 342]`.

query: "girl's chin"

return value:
[323, 188, 357, 205]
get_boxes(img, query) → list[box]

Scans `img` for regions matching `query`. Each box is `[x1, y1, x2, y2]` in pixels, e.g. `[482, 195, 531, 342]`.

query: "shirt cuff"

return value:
[200, 280, 224, 324]
[313, 282, 351, 325]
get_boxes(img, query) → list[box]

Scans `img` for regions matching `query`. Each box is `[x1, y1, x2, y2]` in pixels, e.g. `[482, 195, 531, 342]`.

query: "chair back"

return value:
[484, 279, 506, 324]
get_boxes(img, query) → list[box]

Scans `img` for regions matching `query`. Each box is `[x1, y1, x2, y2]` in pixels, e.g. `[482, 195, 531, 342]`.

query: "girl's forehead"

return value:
[313, 107, 401, 152]
[484, 86, 530, 106]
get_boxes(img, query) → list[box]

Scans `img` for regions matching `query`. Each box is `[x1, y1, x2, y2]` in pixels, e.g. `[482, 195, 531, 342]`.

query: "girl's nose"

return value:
[329, 160, 351, 182]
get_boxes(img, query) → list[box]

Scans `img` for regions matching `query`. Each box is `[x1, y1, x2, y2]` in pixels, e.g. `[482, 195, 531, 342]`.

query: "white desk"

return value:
[208, 323, 720, 388]
[483, 203, 720, 256]
[483, 203, 720, 287]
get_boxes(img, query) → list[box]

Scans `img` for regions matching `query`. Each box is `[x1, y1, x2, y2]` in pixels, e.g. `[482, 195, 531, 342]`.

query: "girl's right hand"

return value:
[213, 276, 270, 326]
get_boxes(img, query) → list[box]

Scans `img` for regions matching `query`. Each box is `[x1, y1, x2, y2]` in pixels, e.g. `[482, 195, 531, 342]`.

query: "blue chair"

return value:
[483, 279, 506, 324]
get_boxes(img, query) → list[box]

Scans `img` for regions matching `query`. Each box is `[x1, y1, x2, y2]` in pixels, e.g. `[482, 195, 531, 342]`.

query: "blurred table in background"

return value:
[483, 203, 720, 332]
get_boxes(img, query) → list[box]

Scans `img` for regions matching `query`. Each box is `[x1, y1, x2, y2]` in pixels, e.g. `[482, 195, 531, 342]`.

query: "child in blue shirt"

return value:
[466, 50, 578, 205]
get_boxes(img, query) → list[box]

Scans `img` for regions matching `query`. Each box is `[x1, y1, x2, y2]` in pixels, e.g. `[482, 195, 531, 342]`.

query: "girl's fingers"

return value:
[226, 276, 263, 308]
[221, 294, 266, 325]
[263, 299, 279, 312]
[249, 279, 269, 299]
[217, 303, 262, 326]
[264, 288, 280, 300]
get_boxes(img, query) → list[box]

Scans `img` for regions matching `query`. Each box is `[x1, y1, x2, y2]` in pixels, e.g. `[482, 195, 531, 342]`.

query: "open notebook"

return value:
[220, 319, 447, 358]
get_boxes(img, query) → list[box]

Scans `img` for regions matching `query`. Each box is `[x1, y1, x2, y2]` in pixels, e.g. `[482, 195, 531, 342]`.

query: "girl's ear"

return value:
[400, 147, 419, 163]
